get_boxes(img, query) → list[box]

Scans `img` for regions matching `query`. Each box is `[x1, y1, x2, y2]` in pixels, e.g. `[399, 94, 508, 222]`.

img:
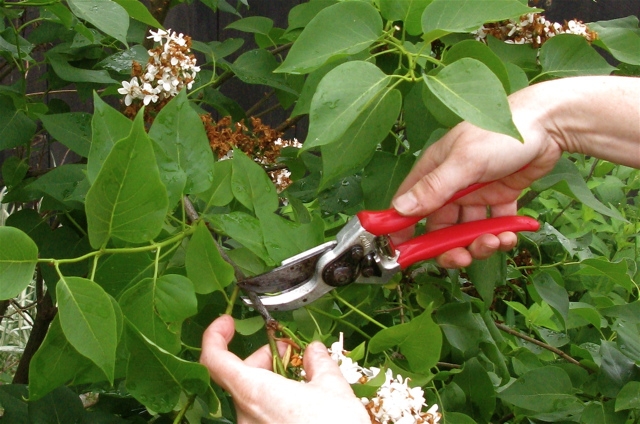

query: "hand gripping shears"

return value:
[238, 180, 540, 311]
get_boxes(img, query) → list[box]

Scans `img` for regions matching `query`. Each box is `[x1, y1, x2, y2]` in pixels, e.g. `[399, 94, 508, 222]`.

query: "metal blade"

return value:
[237, 241, 336, 293]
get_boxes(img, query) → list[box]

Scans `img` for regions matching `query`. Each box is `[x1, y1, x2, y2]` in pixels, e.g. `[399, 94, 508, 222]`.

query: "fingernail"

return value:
[393, 191, 418, 215]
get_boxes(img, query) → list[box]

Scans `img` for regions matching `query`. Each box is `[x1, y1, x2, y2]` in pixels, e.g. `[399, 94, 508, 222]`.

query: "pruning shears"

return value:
[239, 180, 540, 311]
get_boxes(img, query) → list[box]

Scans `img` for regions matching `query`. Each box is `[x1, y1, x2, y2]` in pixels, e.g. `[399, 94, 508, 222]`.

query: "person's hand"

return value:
[392, 84, 564, 268]
[200, 315, 370, 424]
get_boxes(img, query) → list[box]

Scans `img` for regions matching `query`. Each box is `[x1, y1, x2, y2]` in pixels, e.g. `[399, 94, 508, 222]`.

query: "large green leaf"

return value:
[206, 212, 273, 266]
[421, 0, 538, 34]
[28, 386, 87, 424]
[589, 16, 640, 66]
[466, 252, 506, 309]
[119, 275, 197, 353]
[379, 0, 431, 36]
[277, 1, 382, 74]
[531, 157, 625, 221]
[532, 271, 569, 327]
[615, 381, 640, 412]
[47, 53, 119, 84]
[0, 95, 36, 150]
[230, 49, 298, 94]
[125, 323, 218, 415]
[85, 111, 169, 249]
[256, 210, 324, 264]
[94, 251, 154, 298]
[597, 341, 639, 398]
[423, 58, 522, 141]
[361, 151, 414, 211]
[319, 90, 402, 190]
[39, 112, 91, 157]
[185, 222, 235, 294]
[436, 302, 493, 354]
[27, 164, 88, 210]
[320, 88, 401, 189]
[29, 316, 105, 401]
[111, 0, 162, 27]
[231, 149, 279, 214]
[305, 61, 392, 150]
[443, 40, 510, 93]
[226, 16, 273, 35]
[88, 92, 132, 184]
[56, 276, 118, 384]
[149, 90, 215, 196]
[196, 160, 234, 212]
[369, 308, 442, 373]
[498, 366, 583, 418]
[452, 358, 496, 422]
[0, 227, 38, 300]
[538, 34, 616, 79]
[66, 0, 129, 45]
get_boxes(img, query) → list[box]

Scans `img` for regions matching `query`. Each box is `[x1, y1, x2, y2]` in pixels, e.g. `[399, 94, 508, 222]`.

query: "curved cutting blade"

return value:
[237, 241, 337, 293]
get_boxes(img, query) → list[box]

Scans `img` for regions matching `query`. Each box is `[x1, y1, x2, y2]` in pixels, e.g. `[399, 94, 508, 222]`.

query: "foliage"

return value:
[0, 0, 639, 422]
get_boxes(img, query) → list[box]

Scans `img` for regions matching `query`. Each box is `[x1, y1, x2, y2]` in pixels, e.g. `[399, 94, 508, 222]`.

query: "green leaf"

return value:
[27, 164, 88, 210]
[615, 381, 640, 411]
[111, 0, 163, 27]
[231, 149, 279, 214]
[362, 152, 414, 211]
[589, 16, 640, 66]
[119, 275, 197, 353]
[94, 251, 154, 298]
[538, 34, 616, 79]
[598, 341, 639, 398]
[369, 308, 442, 373]
[56, 276, 118, 384]
[436, 302, 493, 354]
[185, 222, 235, 294]
[277, 1, 383, 74]
[85, 111, 169, 249]
[498, 366, 583, 416]
[97, 45, 150, 73]
[206, 212, 273, 265]
[225, 16, 273, 35]
[125, 323, 218, 414]
[453, 358, 495, 422]
[1, 155, 28, 187]
[466, 252, 506, 309]
[47, 53, 119, 84]
[29, 316, 104, 401]
[320, 88, 401, 189]
[230, 49, 298, 94]
[88, 92, 133, 184]
[304, 61, 392, 150]
[28, 386, 86, 424]
[572, 258, 635, 295]
[0, 95, 36, 150]
[66, 0, 129, 45]
[149, 90, 215, 195]
[286, 0, 338, 32]
[379, 0, 430, 36]
[532, 271, 569, 327]
[424, 58, 522, 141]
[0, 227, 38, 300]
[422, 0, 538, 34]
[443, 39, 511, 93]
[256, 210, 324, 264]
[531, 157, 625, 221]
[39, 112, 92, 157]
[196, 160, 234, 211]
[582, 400, 628, 424]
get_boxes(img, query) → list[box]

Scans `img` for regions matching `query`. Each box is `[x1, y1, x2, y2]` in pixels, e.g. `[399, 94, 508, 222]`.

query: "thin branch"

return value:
[494, 322, 591, 371]
[246, 90, 275, 117]
[275, 114, 304, 133]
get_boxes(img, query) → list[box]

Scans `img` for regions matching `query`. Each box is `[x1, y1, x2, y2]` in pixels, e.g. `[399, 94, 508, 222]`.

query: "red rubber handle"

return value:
[357, 182, 491, 236]
[394, 216, 539, 268]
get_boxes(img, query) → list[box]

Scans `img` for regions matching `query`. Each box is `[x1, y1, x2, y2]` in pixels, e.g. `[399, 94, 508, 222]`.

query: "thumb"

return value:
[303, 342, 352, 390]
[393, 159, 472, 216]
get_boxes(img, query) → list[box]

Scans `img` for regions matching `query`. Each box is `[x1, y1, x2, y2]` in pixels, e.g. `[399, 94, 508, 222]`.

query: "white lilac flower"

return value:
[328, 333, 440, 424]
[118, 77, 142, 106]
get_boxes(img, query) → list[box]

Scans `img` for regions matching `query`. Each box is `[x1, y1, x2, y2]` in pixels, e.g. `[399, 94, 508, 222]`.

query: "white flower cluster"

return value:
[473, 13, 597, 47]
[328, 334, 441, 424]
[118, 29, 200, 106]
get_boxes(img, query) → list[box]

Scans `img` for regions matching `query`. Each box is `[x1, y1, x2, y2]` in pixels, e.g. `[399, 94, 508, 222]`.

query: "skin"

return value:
[393, 75, 640, 268]
[200, 315, 370, 424]
[201, 75, 640, 420]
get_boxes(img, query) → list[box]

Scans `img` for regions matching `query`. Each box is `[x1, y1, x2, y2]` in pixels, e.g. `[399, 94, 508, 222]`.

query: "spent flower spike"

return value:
[119, 29, 200, 106]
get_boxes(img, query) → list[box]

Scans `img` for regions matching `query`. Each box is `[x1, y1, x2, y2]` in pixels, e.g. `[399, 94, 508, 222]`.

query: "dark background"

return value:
[1, 0, 639, 177]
